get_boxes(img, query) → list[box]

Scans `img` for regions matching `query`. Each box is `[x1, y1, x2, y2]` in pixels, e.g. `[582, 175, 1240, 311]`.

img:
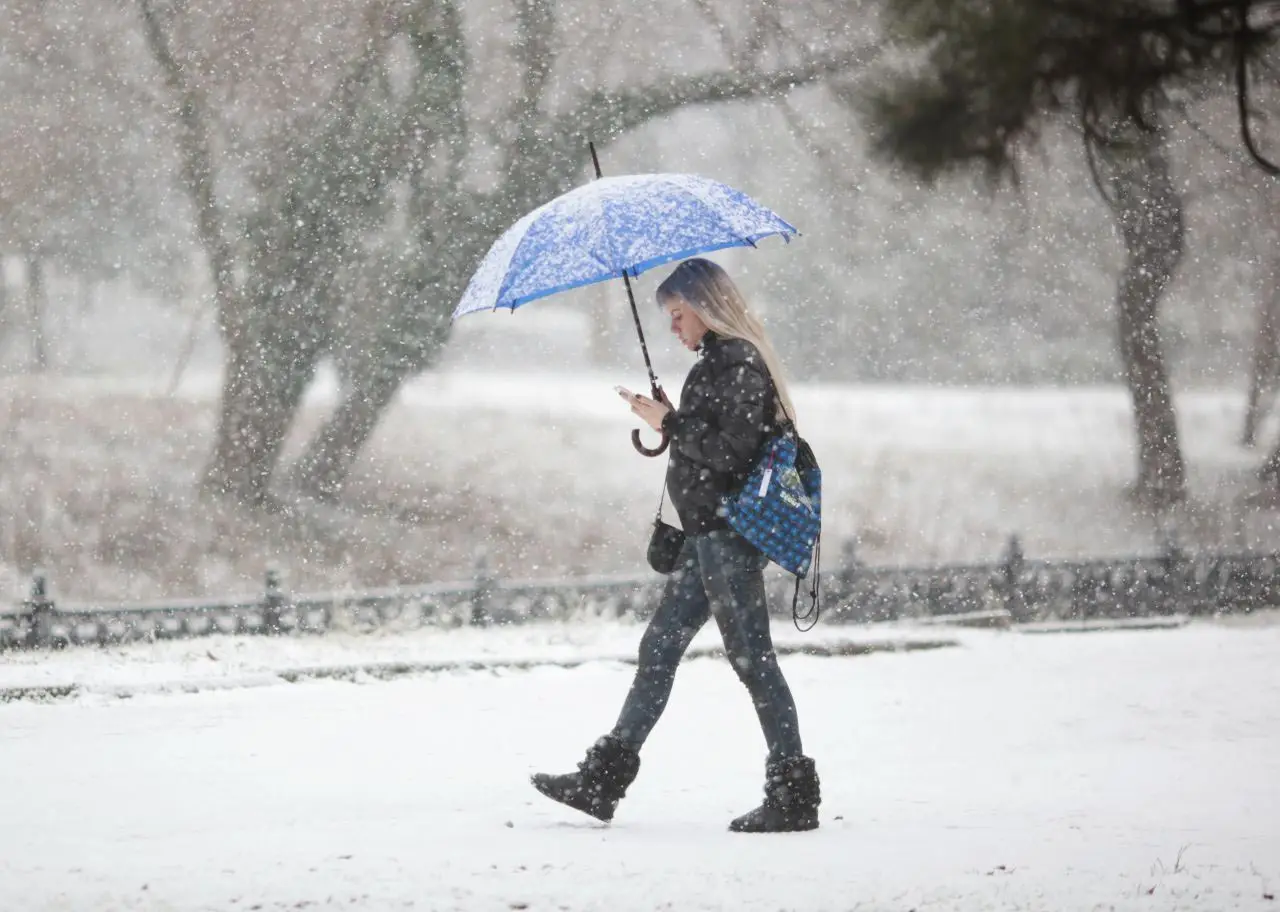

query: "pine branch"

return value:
[865, 0, 1277, 183]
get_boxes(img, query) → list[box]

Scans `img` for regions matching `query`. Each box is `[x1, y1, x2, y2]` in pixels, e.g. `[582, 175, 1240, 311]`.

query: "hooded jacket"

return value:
[659, 331, 778, 535]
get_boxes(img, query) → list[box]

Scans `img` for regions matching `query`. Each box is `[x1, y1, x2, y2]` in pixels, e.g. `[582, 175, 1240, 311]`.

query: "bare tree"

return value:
[138, 0, 407, 504]
[139, 0, 881, 505]
[294, 1, 881, 501]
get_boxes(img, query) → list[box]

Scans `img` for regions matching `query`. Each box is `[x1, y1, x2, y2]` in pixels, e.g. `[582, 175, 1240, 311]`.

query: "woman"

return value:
[531, 257, 821, 834]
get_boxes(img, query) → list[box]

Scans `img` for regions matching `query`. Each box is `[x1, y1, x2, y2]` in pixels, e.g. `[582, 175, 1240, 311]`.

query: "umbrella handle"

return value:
[631, 427, 670, 457]
[631, 380, 671, 457]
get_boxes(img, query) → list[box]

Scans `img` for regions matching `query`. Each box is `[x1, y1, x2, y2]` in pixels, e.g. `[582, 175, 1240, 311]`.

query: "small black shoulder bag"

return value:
[646, 468, 686, 574]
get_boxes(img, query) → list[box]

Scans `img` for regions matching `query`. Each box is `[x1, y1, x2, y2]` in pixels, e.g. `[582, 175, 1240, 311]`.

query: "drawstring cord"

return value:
[774, 396, 821, 631]
[791, 537, 821, 632]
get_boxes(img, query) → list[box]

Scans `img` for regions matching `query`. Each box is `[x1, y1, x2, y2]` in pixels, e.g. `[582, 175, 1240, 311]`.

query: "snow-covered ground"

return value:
[0, 615, 955, 697]
[2, 618, 1277, 911]
[8, 364, 1280, 605]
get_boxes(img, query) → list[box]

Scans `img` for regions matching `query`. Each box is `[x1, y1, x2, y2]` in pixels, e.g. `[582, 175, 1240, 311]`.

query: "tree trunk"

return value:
[201, 308, 322, 506]
[0, 272, 9, 363]
[1255, 256, 1280, 484]
[201, 355, 315, 506]
[1116, 264, 1185, 506]
[290, 365, 406, 502]
[1243, 251, 1280, 447]
[26, 256, 47, 372]
[1102, 129, 1186, 507]
[289, 258, 464, 502]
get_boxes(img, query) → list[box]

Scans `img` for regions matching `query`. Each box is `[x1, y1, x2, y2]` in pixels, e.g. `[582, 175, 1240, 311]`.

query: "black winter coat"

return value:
[659, 331, 778, 535]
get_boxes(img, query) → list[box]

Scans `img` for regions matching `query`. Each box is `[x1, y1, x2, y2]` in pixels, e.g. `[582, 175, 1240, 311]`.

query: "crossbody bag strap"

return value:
[654, 452, 673, 522]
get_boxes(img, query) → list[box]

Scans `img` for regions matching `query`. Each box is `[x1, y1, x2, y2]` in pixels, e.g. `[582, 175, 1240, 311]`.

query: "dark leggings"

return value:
[611, 529, 804, 762]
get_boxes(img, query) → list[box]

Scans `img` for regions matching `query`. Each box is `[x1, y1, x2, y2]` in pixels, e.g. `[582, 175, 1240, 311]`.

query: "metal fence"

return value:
[2, 536, 1277, 650]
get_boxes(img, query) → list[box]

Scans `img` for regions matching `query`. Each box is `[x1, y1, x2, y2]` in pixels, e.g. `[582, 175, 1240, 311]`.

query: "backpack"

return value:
[721, 417, 822, 630]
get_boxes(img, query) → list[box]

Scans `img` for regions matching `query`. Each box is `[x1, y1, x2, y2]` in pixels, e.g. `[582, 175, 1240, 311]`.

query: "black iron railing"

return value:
[2, 537, 1276, 650]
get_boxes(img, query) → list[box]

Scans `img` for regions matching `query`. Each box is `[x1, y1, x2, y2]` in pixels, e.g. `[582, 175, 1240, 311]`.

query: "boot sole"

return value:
[530, 775, 615, 823]
[729, 815, 819, 833]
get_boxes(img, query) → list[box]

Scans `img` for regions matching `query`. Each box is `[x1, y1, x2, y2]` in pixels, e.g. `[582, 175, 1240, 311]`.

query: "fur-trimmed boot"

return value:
[729, 755, 821, 833]
[531, 735, 641, 823]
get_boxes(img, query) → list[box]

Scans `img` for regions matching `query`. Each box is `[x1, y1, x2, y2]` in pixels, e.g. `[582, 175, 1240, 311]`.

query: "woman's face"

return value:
[663, 296, 709, 351]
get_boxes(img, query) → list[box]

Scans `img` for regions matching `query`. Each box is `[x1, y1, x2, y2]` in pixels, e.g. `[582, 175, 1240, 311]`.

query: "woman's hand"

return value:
[628, 393, 671, 432]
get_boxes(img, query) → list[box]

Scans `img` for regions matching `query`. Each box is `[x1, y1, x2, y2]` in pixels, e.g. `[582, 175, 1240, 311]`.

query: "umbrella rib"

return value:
[675, 175, 793, 251]
[668, 176, 776, 252]
[488, 204, 552, 311]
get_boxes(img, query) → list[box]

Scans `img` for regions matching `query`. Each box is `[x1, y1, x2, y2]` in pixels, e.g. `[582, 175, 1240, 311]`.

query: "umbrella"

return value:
[452, 145, 798, 456]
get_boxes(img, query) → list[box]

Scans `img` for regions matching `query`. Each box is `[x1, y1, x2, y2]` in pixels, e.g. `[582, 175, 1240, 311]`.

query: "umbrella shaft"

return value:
[590, 141, 603, 180]
[589, 140, 657, 395]
[623, 270, 659, 392]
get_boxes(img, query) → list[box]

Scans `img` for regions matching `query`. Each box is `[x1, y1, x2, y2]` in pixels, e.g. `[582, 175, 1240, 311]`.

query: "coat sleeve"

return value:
[662, 360, 771, 475]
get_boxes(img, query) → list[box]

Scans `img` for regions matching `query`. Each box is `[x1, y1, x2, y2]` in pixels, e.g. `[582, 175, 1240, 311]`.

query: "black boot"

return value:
[729, 755, 821, 833]
[531, 735, 641, 823]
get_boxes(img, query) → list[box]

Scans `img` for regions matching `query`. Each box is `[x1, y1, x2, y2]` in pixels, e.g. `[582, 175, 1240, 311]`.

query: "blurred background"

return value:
[4, 0, 1280, 603]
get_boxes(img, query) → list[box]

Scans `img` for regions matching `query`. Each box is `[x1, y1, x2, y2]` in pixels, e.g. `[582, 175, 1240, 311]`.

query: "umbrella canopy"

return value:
[452, 173, 798, 319]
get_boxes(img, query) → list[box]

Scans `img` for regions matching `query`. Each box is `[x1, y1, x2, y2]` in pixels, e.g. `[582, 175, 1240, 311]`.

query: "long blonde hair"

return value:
[656, 258, 797, 426]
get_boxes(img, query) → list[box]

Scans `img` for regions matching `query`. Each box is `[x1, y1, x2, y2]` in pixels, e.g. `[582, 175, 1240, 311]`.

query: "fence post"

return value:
[471, 555, 495, 627]
[23, 569, 55, 649]
[263, 566, 285, 634]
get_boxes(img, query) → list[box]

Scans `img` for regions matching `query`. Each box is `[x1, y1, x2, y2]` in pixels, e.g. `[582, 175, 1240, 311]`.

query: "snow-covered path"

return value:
[2, 622, 1278, 911]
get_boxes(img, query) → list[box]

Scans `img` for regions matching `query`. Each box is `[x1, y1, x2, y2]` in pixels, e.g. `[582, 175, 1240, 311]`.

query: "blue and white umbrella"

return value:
[452, 172, 798, 318]
[452, 167, 798, 455]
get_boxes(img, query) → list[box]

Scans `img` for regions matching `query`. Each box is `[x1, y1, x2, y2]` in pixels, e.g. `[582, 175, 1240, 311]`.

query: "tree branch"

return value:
[402, 0, 470, 225]
[562, 49, 882, 148]
[693, 0, 866, 196]
[690, 0, 736, 61]
[690, 0, 774, 70]
[135, 0, 238, 330]
[510, 0, 557, 166]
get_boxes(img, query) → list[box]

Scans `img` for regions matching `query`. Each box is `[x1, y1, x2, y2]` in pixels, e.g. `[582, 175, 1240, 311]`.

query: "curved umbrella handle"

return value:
[631, 427, 670, 457]
[631, 380, 672, 457]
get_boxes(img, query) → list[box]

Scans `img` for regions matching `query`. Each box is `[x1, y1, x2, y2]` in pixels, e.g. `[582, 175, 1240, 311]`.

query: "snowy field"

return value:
[8, 361, 1280, 605]
[2, 617, 1278, 912]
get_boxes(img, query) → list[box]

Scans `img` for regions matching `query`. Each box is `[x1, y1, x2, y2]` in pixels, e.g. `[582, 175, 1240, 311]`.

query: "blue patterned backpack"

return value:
[721, 416, 822, 630]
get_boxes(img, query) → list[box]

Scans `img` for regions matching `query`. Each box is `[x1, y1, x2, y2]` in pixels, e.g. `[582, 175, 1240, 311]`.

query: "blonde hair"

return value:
[656, 258, 797, 426]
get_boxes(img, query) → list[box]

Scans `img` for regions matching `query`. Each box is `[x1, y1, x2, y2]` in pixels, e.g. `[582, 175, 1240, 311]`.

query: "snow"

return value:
[6, 361, 1280, 605]
[5, 321, 1280, 910]
[2, 618, 1278, 911]
[290, 364, 1280, 567]
[0, 615, 952, 697]
[367, 366, 1280, 569]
